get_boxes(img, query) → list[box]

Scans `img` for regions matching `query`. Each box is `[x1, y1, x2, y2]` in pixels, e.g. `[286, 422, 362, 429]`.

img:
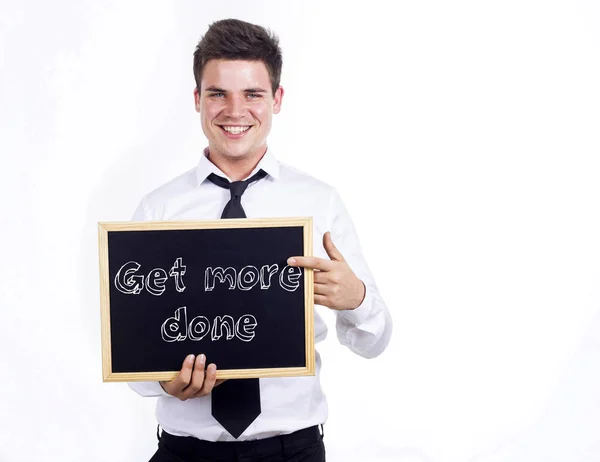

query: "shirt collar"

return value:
[195, 147, 281, 186]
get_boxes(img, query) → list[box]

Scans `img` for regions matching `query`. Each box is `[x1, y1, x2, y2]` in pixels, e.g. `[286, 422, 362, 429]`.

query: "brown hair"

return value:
[193, 19, 283, 95]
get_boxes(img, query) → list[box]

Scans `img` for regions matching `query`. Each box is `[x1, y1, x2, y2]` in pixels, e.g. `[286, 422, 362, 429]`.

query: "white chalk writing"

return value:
[114, 258, 187, 296]
[161, 306, 257, 343]
[205, 264, 301, 292]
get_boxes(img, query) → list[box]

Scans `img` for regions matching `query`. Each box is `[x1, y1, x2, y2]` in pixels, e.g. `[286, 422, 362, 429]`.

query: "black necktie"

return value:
[207, 168, 267, 438]
[208, 169, 267, 219]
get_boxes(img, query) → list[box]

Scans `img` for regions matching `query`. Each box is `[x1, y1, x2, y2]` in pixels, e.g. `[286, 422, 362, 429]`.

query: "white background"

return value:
[1, 1, 600, 461]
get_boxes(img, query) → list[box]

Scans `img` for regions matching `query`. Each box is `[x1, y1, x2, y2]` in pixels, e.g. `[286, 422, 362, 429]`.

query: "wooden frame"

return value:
[98, 217, 314, 382]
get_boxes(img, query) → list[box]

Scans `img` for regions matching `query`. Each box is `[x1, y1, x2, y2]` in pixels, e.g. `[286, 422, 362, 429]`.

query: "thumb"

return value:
[323, 232, 345, 262]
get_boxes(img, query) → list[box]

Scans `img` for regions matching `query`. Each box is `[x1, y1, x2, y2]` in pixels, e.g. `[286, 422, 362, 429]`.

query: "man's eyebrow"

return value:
[204, 87, 268, 93]
[204, 86, 227, 92]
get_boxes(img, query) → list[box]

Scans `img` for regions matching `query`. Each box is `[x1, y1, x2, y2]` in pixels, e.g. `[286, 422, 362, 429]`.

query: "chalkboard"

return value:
[98, 217, 314, 382]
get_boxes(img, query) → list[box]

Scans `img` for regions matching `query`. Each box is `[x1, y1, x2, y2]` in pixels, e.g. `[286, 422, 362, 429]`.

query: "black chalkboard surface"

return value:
[98, 217, 314, 382]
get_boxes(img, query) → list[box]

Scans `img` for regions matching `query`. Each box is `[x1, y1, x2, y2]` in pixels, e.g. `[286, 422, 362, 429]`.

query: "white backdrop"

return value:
[1, 1, 600, 461]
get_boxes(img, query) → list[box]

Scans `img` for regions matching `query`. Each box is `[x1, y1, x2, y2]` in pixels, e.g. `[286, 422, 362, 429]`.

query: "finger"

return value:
[168, 354, 195, 393]
[194, 376, 226, 398]
[314, 293, 329, 306]
[182, 354, 207, 399]
[313, 282, 329, 296]
[197, 363, 218, 396]
[314, 271, 330, 284]
[323, 232, 345, 262]
[287, 256, 334, 271]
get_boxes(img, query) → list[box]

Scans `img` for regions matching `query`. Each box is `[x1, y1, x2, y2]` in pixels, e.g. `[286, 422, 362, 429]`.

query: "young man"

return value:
[129, 18, 393, 462]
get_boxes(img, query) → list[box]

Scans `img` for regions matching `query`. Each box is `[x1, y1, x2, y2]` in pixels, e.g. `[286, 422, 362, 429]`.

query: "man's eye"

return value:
[209, 92, 225, 97]
[247, 93, 261, 99]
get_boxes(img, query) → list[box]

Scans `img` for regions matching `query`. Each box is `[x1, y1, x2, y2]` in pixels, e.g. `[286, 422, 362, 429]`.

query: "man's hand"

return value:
[288, 231, 366, 311]
[160, 354, 225, 401]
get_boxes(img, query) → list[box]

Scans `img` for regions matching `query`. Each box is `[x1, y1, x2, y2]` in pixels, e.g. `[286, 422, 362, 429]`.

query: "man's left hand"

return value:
[287, 232, 366, 311]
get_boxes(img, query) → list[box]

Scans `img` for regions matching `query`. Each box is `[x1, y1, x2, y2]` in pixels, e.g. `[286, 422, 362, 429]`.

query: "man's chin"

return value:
[213, 144, 251, 159]
[208, 137, 267, 160]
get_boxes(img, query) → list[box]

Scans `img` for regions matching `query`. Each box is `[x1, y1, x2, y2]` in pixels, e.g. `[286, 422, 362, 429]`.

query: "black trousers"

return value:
[149, 426, 326, 462]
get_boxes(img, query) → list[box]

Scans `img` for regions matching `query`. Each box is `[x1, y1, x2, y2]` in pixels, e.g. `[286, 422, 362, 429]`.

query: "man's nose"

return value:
[224, 95, 246, 118]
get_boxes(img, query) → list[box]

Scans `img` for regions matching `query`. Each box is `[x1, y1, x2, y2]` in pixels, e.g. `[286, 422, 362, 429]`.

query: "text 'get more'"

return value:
[114, 257, 303, 295]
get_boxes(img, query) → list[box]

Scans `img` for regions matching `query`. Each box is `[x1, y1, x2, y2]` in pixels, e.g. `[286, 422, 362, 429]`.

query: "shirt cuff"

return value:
[337, 284, 373, 325]
[128, 381, 170, 397]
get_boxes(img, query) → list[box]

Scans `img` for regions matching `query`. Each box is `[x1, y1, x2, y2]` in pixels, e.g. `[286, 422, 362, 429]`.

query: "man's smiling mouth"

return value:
[219, 125, 251, 134]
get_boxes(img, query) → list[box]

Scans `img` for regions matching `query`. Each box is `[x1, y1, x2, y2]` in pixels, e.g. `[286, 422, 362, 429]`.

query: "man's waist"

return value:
[160, 424, 323, 452]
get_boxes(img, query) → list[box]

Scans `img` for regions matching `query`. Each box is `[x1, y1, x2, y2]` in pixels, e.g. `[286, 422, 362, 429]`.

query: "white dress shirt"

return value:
[128, 148, 393, 441]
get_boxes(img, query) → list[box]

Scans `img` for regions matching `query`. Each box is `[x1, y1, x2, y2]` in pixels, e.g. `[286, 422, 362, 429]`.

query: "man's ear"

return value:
[273, 86, 284, 114]
[193, 87, 201, 113]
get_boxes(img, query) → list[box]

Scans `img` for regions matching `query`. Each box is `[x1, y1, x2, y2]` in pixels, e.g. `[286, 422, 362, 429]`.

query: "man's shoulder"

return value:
[278, 160, 337, 195]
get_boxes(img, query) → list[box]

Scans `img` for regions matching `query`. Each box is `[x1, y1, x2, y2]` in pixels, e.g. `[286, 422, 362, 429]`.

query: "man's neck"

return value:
[207, 147, 267, 181]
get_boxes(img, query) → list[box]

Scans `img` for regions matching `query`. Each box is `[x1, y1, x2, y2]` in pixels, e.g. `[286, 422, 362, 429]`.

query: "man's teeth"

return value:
[222, 126, 250, 134]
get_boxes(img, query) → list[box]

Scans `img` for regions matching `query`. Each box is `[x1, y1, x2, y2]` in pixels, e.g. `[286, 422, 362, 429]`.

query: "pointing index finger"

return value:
[287, 256, 333, 271]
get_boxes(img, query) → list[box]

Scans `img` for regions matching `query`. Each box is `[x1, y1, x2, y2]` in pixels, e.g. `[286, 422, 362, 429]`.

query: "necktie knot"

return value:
[207, 169, 268, 219]
[229, 180, 249, 197]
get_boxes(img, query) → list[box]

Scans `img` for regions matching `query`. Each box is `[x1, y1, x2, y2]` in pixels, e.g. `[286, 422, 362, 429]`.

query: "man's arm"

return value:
[288, 189, 393, 358]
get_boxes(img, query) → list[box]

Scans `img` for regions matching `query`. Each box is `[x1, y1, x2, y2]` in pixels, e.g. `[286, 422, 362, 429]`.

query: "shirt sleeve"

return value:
[131, 196, 151, 221]
[128, 381, 169, 397]
[327, 189, 393, 358]
[126, 196, 170, 398]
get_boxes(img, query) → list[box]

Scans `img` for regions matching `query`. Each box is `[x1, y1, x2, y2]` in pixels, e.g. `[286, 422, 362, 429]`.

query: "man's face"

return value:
[194, 59, 283, 161]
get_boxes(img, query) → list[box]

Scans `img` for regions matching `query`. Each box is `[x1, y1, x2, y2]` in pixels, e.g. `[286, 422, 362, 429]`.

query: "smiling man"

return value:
[196, 58, 281, 177]
[128, 18, 393, 462]
[198, 61, 279, 154]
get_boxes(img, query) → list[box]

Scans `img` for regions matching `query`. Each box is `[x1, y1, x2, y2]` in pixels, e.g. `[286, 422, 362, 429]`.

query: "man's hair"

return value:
[193, 19, 283, 95]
